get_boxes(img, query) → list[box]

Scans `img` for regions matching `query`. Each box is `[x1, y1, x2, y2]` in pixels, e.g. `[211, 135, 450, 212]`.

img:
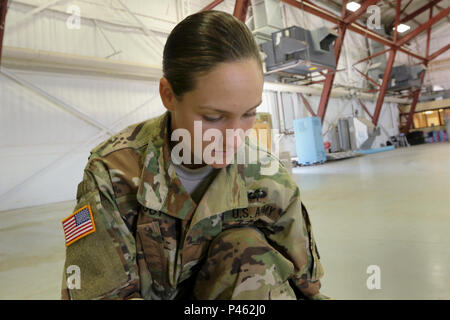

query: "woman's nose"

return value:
[224, 120, 246, 150]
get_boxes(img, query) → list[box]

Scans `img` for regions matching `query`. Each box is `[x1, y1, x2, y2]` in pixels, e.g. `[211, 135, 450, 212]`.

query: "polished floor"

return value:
[1, 143, 449, 300]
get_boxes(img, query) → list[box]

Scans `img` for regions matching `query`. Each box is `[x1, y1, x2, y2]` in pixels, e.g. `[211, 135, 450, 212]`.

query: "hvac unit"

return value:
[260, 26, 338, 76]
[383, 65, 426, 92]
[293, 117, 326, 165]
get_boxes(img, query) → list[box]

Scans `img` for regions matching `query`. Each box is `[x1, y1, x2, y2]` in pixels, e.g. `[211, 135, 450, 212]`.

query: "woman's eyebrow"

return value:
[198, 101, 262, 114]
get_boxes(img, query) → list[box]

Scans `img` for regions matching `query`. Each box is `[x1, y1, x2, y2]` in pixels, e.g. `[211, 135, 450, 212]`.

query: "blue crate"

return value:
[293, 117, 326, 165]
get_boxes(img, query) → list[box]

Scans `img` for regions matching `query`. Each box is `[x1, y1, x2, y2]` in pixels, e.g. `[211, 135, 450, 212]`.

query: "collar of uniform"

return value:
[189, 162, 249, 226]
[136, 111, 248, 220]
[136, 111, 197, 220]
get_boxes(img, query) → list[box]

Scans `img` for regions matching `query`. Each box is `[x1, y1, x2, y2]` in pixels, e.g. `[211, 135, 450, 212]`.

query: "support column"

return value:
[201, 0, 224, 11]
[316, 0, 348, 123]
[358, 99, 374, 121]
[403, 72, 425, 134]
[298, 93, 317, 117]
[372, 48, 396, 126]
[372, 0, 401, 126]
[0, 0, 8, 65]
[233, 0, 251, 22]
[403, 7, 433, 134]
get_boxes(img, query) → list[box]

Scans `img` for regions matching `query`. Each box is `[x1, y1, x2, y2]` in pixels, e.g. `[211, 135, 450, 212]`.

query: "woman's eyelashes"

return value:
[202, 112, 257, 123]
[243, 112, 257, 118]
[202, 115, 223, 122]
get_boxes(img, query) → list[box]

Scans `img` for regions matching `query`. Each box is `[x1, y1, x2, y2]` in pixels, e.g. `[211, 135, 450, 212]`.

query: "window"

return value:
[426, 110, 440, 127]
[411, 107, 450, 129]
[413, 112, 427, 128]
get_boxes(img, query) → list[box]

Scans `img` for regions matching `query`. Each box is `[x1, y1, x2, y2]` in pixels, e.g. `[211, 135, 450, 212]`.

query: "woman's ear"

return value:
[159, 77, 176, 112]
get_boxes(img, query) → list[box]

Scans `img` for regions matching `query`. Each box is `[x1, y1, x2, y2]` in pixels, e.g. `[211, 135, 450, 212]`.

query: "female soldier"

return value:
[61, 10, 326, 300]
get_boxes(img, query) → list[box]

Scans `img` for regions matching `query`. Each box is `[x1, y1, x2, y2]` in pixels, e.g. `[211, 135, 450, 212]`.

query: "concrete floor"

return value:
[1, 143, 449, 300]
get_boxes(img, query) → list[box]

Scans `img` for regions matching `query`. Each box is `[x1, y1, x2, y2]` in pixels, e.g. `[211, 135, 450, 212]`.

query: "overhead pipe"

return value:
[263, 81, 409, 104]
[2, 46, 163, 80]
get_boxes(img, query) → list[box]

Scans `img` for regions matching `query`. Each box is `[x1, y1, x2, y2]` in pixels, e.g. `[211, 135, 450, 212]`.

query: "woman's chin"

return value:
[206, 151, 235, 168]
[209, 162, 229, 169]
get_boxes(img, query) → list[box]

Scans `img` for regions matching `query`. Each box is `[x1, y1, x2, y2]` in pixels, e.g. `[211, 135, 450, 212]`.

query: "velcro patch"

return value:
[62, 205, 96, 247]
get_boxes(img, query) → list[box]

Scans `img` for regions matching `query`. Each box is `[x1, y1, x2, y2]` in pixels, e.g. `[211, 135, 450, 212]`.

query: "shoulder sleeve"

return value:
[61, 156, 141, 300]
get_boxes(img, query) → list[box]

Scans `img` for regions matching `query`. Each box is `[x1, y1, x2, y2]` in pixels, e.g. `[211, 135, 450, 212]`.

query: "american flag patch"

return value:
[62, 205, 96, 247]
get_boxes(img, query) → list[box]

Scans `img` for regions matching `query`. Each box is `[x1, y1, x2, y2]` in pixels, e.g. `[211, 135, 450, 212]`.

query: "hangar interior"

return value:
[0, 0, 449, 299]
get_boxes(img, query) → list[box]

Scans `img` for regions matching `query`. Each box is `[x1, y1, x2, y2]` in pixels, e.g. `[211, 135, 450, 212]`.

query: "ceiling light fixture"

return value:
[394, 24, 411, 33]
[346, 1, 361, 12]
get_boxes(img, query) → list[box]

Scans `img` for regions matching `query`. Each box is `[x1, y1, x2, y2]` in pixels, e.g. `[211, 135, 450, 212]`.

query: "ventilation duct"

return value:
[250, 0, 284, 44]
[419, 89, 450, 102]
[382, 64, 426, 92]
[260, 26, 338, 76]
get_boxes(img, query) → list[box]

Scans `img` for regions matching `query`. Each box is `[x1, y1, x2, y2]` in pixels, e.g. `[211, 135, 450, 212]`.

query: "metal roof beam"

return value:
[397, 6, 450, 47]
[201, 0, 224, 11]
[427, 43, 450, 62]
[233, 0, 251, 22]
[399, 0, 444, 24]
[343, 0, 383, 25]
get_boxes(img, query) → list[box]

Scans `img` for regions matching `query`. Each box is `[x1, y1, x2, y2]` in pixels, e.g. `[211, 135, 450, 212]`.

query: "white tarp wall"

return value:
[1, 0, 178, 211]
[1, 0, 403, 211]
[396, 22, 450, 90]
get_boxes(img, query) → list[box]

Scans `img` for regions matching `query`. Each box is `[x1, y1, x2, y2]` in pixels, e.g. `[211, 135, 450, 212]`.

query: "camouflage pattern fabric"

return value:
[193, 227, 297, 300]
[61, 111, 327, 300]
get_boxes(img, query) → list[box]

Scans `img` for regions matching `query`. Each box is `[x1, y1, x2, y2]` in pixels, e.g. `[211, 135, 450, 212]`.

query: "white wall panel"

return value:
[0, 69, 164, 211]
[5, 1, 168, 65]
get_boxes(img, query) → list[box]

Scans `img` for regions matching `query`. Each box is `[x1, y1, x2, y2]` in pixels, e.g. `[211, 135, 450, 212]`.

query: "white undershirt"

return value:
[173, 163, 215, 195]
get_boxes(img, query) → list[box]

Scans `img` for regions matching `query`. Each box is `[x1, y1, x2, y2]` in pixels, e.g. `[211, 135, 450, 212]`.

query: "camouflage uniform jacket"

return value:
[61, 111, 325, 300]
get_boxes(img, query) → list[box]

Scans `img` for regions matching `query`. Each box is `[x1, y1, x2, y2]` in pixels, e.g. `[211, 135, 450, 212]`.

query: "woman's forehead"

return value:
[187, 60, 264, 111]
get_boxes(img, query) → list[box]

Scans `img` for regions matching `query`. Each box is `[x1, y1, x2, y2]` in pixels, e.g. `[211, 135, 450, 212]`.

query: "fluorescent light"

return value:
[346, 1, 361, 12]
[395, 24, 411, 33]
[425, 111, 433, 115]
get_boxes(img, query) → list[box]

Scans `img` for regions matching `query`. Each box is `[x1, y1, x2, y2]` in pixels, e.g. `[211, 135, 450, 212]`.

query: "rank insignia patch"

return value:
[62, 204, 96, 247]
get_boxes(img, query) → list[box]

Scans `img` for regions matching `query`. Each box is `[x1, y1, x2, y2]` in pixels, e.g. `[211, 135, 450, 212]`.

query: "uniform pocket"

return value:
[136, 221, 168, 288]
